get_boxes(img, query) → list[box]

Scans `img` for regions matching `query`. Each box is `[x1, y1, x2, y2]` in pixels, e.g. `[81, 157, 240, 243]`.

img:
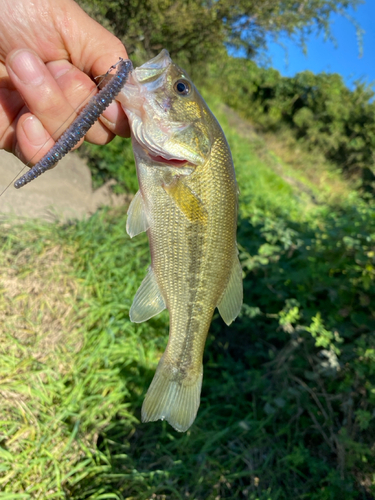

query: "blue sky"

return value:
[264, 1, 375, 89]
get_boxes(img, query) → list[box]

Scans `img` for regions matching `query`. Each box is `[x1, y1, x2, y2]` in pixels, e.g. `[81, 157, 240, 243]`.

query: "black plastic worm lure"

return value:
[14, 58, 133, 189]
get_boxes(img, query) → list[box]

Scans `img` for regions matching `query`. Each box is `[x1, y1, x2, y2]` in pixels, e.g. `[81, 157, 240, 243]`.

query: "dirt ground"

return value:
[0, 150, 127, 222]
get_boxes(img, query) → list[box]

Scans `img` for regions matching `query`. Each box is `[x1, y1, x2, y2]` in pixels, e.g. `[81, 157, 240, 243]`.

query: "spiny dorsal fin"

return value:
[126, 190, 149, 238]
[217, 255, 243, 325]
[130, 267, 166, 323]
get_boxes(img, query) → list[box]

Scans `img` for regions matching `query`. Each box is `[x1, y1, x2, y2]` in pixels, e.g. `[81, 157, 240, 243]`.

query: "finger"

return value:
[56, 1, 130, 137]
[6, 49, 80, 163]
[46, 59, 114, 145]
[61, 1, 129, 76]
[0, 87, 24, 152]
[99, 99, 131, 139]
[46, 59, 130, 142]
[0, 62, 25, 152]
[15, 110, 53, 164]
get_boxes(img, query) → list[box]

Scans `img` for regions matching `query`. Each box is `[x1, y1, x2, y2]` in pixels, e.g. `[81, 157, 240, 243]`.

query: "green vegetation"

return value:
[79, 136, 138, 194]
[78, 0, 374, 190]
[2, 1, 374, 496]
[1, 97, 374, 498]
[207, 55, 375, 189]
[77, 0, 361, 67]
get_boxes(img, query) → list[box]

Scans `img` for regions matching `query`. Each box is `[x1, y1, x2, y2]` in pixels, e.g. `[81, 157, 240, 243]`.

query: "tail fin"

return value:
[141, 356, 203, 432]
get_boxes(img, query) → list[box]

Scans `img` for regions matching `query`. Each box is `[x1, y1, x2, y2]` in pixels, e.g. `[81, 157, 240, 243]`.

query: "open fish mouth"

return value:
[147, 154, 189, 168]
[131, 120, 201, 170]
[133, 135, 195, 173]
[126, 105, 197, 167]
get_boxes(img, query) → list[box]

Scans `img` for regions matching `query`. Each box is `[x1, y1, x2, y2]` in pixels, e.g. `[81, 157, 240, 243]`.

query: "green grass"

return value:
[0, 97, 374, 499]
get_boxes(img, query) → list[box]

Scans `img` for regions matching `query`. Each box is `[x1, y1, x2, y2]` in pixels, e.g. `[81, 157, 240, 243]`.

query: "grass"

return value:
[0, 95, 374, 499]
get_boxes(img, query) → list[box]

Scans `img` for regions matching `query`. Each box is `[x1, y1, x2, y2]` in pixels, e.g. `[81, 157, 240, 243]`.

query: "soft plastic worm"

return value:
[14, 58, 133, 189]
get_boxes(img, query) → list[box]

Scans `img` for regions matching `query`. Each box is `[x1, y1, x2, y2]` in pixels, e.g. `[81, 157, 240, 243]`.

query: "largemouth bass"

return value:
[117, 50, 242, 432]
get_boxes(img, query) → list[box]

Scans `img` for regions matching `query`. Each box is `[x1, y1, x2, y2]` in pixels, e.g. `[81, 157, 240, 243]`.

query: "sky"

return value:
[264, 1, 375, 89]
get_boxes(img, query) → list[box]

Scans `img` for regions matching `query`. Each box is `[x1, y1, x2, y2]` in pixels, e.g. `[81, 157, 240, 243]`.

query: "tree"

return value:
[76, 0, 361, 69]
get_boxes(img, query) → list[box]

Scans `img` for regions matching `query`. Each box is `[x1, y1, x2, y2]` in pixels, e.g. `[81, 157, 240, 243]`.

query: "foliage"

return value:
[79, 135, 137, 194]
[75, 0, 371, 190]
[1, 100, 374, 498]
[207, 55, 375, 188]
[76, 0, 361, 69]
[237, 202, 375, 493]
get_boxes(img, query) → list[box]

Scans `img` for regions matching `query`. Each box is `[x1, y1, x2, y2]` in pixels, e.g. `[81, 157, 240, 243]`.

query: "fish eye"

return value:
[174, 79, 191, 96]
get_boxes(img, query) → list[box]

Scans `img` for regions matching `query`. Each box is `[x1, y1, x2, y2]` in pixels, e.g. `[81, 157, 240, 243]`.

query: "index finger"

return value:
[58, 3, 131, 137]
[57, 1, 128, 77]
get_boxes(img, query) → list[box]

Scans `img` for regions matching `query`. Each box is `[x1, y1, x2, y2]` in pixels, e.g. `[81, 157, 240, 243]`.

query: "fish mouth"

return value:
[147, 153, 189, 168]
[127, 110, 198, 168]
[137, 139, 194, 169]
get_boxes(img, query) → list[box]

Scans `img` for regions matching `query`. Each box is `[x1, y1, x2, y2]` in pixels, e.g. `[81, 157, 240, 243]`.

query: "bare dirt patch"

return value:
[0, 150, 129, 222]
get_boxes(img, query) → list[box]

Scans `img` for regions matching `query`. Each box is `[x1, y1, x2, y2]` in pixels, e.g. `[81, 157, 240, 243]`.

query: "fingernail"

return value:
[9, 50, 45, 86]
[22, 116, 48, 146]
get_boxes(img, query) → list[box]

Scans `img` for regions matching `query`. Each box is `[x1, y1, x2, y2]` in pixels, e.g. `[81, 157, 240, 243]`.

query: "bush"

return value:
[207, 56, 375, 189]
[79, 135, 138, 194]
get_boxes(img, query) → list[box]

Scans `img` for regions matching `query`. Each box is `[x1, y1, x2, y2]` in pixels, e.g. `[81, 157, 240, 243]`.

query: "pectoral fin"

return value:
[217, 255, 243, 325]
[126, 190, 149, 238]
[163, 181, 207, 224]
[130, 267, 166, 323]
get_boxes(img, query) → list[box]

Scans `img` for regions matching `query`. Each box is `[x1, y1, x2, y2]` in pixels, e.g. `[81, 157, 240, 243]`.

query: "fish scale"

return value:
[118, 49, 242, 431]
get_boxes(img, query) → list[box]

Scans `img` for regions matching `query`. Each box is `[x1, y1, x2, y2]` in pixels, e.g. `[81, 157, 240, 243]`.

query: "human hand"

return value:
[0, 0, 130, 166]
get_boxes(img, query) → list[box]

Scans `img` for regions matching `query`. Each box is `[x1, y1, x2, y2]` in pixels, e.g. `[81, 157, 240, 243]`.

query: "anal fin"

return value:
[130, 267, 166, 323]
[217, 254, 243, 325]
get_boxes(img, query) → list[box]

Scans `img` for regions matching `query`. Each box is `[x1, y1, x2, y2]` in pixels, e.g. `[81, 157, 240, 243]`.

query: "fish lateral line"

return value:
[12, 57, 133, 190]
